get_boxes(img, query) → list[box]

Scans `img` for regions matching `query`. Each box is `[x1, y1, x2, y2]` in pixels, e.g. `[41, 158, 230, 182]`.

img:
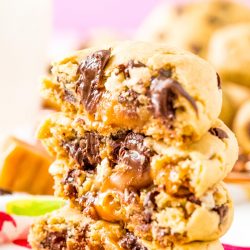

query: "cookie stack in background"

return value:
[207, 23, 250, 178]
[136, 0, 250, 193]
[29, 41, 238, 249]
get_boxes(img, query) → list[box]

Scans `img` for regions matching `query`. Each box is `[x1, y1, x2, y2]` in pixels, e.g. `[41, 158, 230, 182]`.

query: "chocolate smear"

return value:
[150, 69, 198, 124]
[76, 49, 111, 113]
[119, 232, 148, 250]
[63, 132, 102, 171]
[209, 128, 228, 140]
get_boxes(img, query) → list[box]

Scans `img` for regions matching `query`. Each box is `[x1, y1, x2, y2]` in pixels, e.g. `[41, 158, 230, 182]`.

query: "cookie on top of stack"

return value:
[29, 41, 238, 249]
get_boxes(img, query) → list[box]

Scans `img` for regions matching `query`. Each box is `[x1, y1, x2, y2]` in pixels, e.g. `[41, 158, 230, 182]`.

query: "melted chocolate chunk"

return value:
[212, 205, 228, 224]
[41, 231, 67, 250]
[76, 49, 111, 113]
[116, 60, 146, 78]
[107, 132, 153, 190]
[0, 188, 12, 196]
[64, 88, 77, 104]
[209, 128, 228, 140]
[150, 70, 198, 124]
[187, 194, 201, 206]
[190, 44, 202, 54]
[108, 131, 128, 165]
[63, 132, 102, 171]
[119, 132, 152, 169]
[62, 169, 81, 198]
[119, 232, 148, 250]
[216, 73, 221, 89]
[143, 190, 160, 209]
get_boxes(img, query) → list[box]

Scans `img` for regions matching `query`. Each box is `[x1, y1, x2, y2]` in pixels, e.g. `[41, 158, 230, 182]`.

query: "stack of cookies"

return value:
[28, 41, 238, 249]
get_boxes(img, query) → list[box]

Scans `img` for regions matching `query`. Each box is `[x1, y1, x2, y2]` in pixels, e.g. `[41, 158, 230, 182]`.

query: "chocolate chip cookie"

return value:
[38, 113, 238, 199]
[42, 41, 222, 145]
[208, 23, 250, 87]
[29, 206, 224, 250]
[137, 0, 250, 58]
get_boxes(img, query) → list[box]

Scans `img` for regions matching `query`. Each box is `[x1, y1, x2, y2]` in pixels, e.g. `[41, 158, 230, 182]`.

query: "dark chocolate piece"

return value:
[209, 127, 228, 140]
[116, 60, 146, 78]
[212, 205, 228, 224]
[64, 88, 77, 104]
[143, 190, 160, 209]
[41, 231, 67, 250]
[187, 194, 201, 206]
[216, 73, 221, 89]
[0, 188, 12, 196]
[62, 169, 81, 198]
[108, 131, 128, 165]
[76, 49, 111, 113]
[63, 132, 102, 171]
[119, 132, 152, 170]
[119, 232, 148, 250]
[107, 132, 153, 190]
[190, 44, 202, 54]
[150, 70, 198, 123]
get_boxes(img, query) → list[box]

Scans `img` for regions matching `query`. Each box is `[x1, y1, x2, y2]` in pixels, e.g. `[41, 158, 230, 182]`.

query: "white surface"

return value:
[0, 0, 51, 135]
[221, 184, 250, 247]
[222, 203, 250, 246]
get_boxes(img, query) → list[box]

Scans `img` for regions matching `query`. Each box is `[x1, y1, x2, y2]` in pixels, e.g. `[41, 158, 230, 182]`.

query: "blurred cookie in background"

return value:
[137, 0, 250, 58]
[227, 100, 250, 191]
[0, 136, 54, 195]
[77, 29, 123, 50]
[220, 88, 235, 127]
[220, 82, 250, 126]
[208, 23, 250, 86]
[233, 100, 250, 154]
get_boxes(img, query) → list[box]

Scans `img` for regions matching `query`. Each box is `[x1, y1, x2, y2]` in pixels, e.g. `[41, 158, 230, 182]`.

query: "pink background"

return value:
[53, 0, 162, 37]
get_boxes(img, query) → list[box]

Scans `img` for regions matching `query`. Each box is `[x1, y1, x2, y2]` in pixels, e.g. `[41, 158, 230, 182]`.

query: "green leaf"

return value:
[6, 199, 65, 216]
